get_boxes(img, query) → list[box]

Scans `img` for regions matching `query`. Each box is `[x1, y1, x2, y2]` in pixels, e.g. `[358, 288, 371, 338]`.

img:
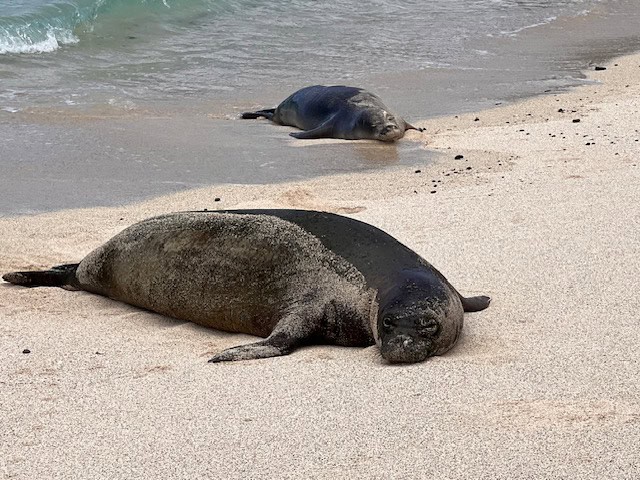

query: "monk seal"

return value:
[3, 210, 489, 363]
[241, 85, 423, 141]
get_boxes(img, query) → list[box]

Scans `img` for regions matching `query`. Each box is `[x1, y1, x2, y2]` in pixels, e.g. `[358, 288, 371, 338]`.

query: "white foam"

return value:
[0, 29, 78, 55]
[498, 16, 558, 37]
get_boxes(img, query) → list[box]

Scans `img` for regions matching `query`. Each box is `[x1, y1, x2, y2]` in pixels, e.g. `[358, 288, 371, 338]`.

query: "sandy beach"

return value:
[1, 53, 639, 479]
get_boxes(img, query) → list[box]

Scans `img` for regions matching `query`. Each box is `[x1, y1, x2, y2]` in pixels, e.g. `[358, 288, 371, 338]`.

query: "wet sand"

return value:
[1, 54, 639, 478]
[2, 0, 639, 218]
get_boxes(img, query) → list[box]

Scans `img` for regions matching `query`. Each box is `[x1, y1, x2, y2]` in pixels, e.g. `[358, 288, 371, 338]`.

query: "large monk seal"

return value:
[241, 85, 423, 141]
[2, 210, 489, 363]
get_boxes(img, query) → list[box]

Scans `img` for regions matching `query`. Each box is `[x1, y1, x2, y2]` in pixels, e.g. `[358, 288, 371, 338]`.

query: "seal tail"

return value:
[461, 295, 491, 312]
[241, 108, 275, 120]
[2, 263, 79, 288]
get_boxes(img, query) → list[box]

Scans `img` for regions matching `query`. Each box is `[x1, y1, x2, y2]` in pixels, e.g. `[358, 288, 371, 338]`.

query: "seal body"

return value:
[3, 210, 490, 363]
[241, 85, 421, 141]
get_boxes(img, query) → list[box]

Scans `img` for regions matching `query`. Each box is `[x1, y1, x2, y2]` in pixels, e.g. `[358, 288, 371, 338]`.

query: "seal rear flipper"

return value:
[208, 312, 315, 363]
[461, 295, 491, 312]
[240, 108, 275, 120]
[2, 263, 79, 288]
[289, 122, 334, 140]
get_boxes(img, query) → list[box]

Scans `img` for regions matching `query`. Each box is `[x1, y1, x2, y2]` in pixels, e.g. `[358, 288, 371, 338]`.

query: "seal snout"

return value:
[379, 123, 403, 141]
[380, 333, 431, 364]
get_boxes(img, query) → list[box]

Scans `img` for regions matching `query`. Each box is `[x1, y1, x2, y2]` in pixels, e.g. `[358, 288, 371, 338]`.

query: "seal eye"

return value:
[382, 316, 393, 330]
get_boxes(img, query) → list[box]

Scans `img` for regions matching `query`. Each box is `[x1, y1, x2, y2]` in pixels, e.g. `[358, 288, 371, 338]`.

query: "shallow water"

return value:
[0, 0, 630, 111]
[1, 0, 639, 216]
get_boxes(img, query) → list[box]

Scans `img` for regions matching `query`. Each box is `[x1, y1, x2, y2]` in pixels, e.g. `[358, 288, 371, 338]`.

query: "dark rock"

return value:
[414, 169, 421, 173]
[214, 198, 221, 202]
[454, 154, 464, 160]
[594, 66, 606, 71]
[572, 119, 581, 123]
[22, 349, 30, 354]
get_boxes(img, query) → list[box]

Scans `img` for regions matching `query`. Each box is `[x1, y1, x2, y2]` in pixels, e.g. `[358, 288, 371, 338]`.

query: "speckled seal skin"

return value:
[2, 210, 490, 363]
[241, 85, 423, 141]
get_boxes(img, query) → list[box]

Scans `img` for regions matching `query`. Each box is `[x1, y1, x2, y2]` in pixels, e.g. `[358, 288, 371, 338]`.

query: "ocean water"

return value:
[1, 0, 640, 216]
[0, 0, 633, 112]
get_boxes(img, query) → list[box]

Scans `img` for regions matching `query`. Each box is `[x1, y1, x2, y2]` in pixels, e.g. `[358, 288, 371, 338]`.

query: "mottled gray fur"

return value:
[3, 210, 490, 363]
[75, 213, 376, 362]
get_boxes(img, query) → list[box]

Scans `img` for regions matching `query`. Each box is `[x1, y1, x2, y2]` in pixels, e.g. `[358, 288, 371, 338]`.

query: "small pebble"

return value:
[414, 169, 421, 173]
[430, 190, 437, 194]
[466, 166, 472, 170]
[474, 117, 480, 122]
[558, 108, 564, 113]
[454, 154, 464, 160]
[572, 119, 581, 123]
[214, 197, 221, 202]
[22, 349, 31, 354]
[594, 66, 606, 71]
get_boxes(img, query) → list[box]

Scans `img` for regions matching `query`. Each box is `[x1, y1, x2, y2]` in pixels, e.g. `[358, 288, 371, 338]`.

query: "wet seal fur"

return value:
[3, 210, 489, 363]
[241, 85, 423, 142]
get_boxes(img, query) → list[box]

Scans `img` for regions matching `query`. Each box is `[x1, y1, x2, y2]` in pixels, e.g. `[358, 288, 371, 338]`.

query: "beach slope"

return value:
[1, 55, 639, 479]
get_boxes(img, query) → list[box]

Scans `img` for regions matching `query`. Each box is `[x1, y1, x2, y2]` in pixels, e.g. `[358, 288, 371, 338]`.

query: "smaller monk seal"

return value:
[241, 85, 424, 142]
[3, 210, 489, 363]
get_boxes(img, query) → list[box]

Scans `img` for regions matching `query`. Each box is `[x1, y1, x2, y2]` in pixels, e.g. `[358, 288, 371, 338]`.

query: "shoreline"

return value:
[3, 1, 640, 217]
[1, 53, 639, 478]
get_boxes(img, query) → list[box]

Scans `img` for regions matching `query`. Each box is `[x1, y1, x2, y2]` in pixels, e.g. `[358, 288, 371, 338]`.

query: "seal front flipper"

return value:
[241, 108, 275, 120]
[208, 312, 316, 363]
[404, 122, 425, 133]
[289, 122, 334, 140]
[460, 295, 491, 312]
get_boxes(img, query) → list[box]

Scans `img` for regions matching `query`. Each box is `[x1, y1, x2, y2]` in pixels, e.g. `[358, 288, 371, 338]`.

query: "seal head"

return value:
[374, 269, 463, 363]
[354, 108, 406, 142]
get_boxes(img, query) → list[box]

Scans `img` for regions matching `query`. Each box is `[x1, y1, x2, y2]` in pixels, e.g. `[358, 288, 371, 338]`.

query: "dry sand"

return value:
[1, 54, 639, 479]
